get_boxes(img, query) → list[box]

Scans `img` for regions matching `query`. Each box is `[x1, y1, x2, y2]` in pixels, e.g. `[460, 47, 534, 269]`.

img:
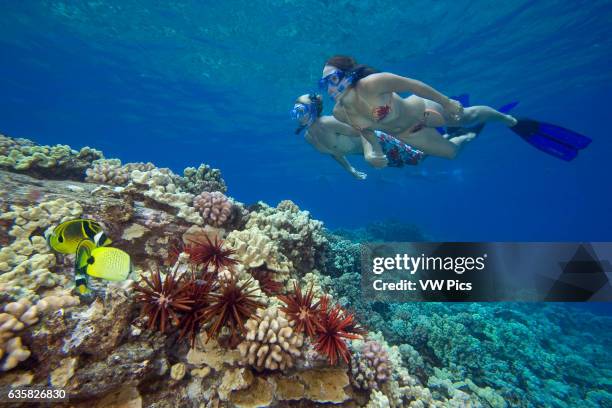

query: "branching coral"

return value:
[200, 278, 264, 345]
[225, 228, 293, 273]
[133, 269, 193, 333]
[0, 198, 82, 300]
[1, 293, 79, 371]
[129, 167, 202, 224]
[278, 282, 322, 338]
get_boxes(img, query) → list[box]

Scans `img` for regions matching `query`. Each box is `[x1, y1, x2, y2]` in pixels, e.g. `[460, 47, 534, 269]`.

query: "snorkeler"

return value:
[319, 55, 591, 161]
[291, 93, 477, 179]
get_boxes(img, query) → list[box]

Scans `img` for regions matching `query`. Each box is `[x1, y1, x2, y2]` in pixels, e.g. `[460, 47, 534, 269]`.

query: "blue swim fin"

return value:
[498, 101, 519, 114]
[510, 118, 591, 161]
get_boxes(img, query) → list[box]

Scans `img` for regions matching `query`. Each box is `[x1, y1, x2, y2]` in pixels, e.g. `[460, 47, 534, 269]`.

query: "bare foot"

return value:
[449, 132, 477, 146]
[505, 114, 518, 127]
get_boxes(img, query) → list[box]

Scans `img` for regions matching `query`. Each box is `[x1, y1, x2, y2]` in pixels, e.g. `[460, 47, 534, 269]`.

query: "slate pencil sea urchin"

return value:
[177, 271, 217, 347]
[134, 268, 193, 333]
[199, 278, 264, 343]
[315, 296, 363, 365]
[186, 235, 238, 272]
[278, 282, 322, 338]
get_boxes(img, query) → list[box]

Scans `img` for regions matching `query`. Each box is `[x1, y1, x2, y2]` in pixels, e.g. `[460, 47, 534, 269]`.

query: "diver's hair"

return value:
[325, 55, 378, 83]
[309, 93, 323, 116]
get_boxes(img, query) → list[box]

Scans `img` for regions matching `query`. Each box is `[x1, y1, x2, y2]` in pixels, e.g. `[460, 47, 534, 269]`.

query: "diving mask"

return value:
[291, 102, 317, 125]
[319, 69, 354, 99]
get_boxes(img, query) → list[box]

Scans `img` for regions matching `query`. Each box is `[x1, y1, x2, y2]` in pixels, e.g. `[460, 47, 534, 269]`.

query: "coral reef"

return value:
[237, 306, 304, 371]
[244, 200, 328, 274]
[0, 198, 82, 300]
[85, 158, 155, 186]
[333, 218, 428, 243]
[0, 134, 103, 180]
[351, 340, 392, 391]
[225, 227, 292, 273]
[193, 191, 234, 227]
[177, 163, 227, 194]
[0, 133, 609, 408]
[129, 167, 204, 225]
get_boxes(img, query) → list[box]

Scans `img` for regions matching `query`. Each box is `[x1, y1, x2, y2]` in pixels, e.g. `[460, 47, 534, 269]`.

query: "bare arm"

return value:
[320, 116, 388, 168]
[362, 72, 451, 106]
[332, 155, 367, 180]
[360, 133, 388, 169]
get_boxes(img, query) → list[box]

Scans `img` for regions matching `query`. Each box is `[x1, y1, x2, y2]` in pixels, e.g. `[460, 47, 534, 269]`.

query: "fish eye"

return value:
[87, 256, 95, 265]
[58, 235, 64, 243]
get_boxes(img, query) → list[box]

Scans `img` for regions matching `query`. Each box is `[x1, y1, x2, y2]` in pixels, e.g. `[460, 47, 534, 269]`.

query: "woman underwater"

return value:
[291, 93, 478, 179]
[319, 55, 591, 161]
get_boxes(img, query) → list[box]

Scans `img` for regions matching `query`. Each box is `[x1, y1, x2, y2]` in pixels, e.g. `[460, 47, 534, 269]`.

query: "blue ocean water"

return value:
[1, 0, 611, 242]
[1, 2, 611, 404]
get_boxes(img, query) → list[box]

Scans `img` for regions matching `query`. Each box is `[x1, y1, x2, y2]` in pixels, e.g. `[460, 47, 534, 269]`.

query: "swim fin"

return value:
[498, 101, 519, 114]
[510, 118, 591, 161]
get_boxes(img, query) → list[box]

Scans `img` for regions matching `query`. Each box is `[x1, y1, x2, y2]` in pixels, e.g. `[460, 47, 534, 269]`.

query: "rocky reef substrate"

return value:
[0, 133, 610, 408]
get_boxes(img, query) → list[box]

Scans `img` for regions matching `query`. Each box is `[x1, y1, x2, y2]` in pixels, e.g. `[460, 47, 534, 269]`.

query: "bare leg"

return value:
[396, 127, 459, 159]
[451, 105, 517, 127]
[448, 131, 477, 147]
[423, 99, 517, 128]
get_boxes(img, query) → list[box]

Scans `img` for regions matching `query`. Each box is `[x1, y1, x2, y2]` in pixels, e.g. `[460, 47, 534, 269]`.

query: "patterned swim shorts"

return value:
[375, 131, 425, 167]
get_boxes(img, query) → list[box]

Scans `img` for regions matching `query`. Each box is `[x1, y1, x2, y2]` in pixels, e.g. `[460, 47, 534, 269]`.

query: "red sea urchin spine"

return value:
[199, 278, 264, 344]
[177, 271, 218, 347]
[278, 282, 322, 338]
[185, 235, 238, 272]
[315, 297, 363, 366]
[251, 267, 284, 296]
[134, 268, 193, 333]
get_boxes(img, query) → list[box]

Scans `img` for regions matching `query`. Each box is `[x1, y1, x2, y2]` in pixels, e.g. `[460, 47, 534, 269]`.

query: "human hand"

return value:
[444, 99, 464, 121]
[365, 152, 388, 169]
[352, 170, 367, 180]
